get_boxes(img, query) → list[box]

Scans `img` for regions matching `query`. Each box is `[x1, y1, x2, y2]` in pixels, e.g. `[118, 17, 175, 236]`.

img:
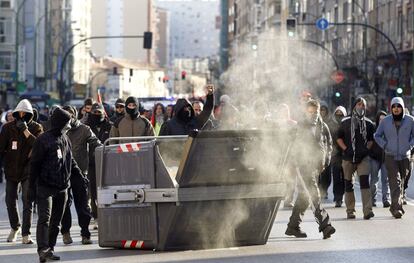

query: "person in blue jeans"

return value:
[370, 111, 390, 208]
[374, 97, 414, 219]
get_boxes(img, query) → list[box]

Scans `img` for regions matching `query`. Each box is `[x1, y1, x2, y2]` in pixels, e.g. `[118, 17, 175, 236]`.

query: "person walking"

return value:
[369, 111, 390, 208]
[0, 99, 43, 244]
[374, 97, 414, 218]
[29, 107, 83, 262]
[286, 99, 335, 239]
[337, 97, 375, 220]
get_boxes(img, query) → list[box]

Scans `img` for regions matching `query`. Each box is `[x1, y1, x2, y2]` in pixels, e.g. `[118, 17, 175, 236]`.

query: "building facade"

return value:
[90, 0, 159, 65]
[155, 0, 220, 61]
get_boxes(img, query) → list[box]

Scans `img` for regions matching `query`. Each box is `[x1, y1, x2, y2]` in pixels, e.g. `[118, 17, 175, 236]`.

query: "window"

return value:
[0, 17, 12, 43]
[0, 0, 11, 8]
[0, 52, 12, 71]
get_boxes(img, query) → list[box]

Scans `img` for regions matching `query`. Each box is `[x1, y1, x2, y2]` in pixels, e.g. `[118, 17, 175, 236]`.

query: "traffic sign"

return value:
[331, 71, 345, 84]
[316, 18, 329, 31]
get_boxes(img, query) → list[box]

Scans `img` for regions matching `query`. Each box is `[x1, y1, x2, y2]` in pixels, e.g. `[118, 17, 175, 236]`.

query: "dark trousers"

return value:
[5, 179, 33, 236]
[0, 156, 3, 183]
[288, 167, 331, 232]
[331, 156, 345, 202]
[384, 155, 409, 213]
[88, 165, 98, 219]
[318, 164, 331, 199]
[36, 185, 68, 253]
[61, 172, 92, 238]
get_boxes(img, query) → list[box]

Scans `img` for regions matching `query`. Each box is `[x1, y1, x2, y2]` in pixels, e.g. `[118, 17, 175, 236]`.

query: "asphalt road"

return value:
[0, 178, 413, 263]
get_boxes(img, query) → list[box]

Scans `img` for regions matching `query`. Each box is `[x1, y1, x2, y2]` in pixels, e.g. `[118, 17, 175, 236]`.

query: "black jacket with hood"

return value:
[29, 107, 82, 190]
[0, 99, 43, 182]
[159, 94, 214, 136]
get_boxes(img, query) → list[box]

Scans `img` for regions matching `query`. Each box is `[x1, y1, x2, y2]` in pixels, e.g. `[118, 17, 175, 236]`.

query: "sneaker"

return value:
[335, 201, 342, 208]
[81, 236, 93, 245]
[322, 225, 336, 239]
[7, 227, 21, 242]
[403, 199, 407, 205]
[285, 227, 307, 238]
[39, 248, 52, 263]
[372, 202, 377, 207]
[347, 213, 356, 219]
[47, 249, 61, 261]
[22, 235, 34, 244]
[383, 200, 391, 208]
[363, 211, 375, 220]
[62, 233, 73, 245]
[392, 210, 403, 219]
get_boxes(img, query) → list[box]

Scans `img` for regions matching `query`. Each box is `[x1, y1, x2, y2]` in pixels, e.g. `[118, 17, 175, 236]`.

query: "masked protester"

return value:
[337, 97, 375, 220]
[160, 85, 214, 135]
[375, 97, 414, 219]
[110, 96, 154, 138]
[369, 111, 390, 208]
[286, 99, 335, 239]
[29, 107, 83, 262]
[58, 105, 101, 245]
[110, 98, 125, 123]
[86, 103, 112, 225]
[325, 106, 347, 207]
[0, 99, 43, 244]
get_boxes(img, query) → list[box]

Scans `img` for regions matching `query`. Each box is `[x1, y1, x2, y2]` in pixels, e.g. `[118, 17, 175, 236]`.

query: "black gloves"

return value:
[16, 120, 28, 132]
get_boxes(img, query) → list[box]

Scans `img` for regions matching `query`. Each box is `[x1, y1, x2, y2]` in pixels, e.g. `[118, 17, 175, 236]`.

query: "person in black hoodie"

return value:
[86, 103, 112, 224]
[29, 107, 83, 262]
[369, 111, 390, 208]
[159, 85, 214, 135]
[337, 97, 375, 220]
[109, 98, 125, 123]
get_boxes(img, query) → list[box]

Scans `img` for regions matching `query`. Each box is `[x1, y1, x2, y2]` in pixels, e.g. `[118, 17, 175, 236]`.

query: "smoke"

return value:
[219, 29, 335, 128]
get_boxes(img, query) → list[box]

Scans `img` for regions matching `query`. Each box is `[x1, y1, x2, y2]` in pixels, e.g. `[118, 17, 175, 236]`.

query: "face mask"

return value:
[392, 112, 403, 121]
[90, 114, 104, 125]
[335, 115, 343, 123]
[355, 108, 365, 117]
[126, 107, 139, 119]
[178, 108, 192, 122]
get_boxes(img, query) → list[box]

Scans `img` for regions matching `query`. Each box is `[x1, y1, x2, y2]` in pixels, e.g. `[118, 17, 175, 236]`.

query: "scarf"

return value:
[350, 110, 367, 162]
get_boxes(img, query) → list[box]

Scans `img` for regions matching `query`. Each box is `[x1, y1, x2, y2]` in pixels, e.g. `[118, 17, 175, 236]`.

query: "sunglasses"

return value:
[391, 104, 402, 109]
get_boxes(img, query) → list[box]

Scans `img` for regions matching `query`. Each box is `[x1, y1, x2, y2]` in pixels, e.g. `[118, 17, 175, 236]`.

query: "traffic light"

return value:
[181, 71, 186, 80]
[143, 31, 152, 49]
[335, 91, 341, 98]
[396, 87, 403, 95]
[286, 18, 296, 37]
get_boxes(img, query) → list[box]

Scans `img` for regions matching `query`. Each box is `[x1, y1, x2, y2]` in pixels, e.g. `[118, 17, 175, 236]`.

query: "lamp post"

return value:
[33, 12, 47, 90]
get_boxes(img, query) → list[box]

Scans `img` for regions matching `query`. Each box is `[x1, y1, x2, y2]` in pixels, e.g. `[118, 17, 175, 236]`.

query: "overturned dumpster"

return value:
[95, 129, 293, 250]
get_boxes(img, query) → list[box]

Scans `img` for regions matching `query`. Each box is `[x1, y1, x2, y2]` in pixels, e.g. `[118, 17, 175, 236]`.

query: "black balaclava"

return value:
[125, 96, 139, 119]
[62, 105, 78, 128]
[177, 105, 192, 123]
[50, 107, 71, 135]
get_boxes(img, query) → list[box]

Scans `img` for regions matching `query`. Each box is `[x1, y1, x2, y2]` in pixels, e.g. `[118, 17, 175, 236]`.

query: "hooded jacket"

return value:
[159, 94, 214, 136]
[29, 107, 82, 190]
[374, 97, 414, 161]
[337, 99, 375, 163]
[327, 106, 347, 157]
[66, 119, 102, 174]
[0, 100, 43, 182]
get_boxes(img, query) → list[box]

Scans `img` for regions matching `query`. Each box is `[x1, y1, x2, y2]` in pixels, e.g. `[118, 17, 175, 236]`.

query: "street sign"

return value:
[17, 45, 26, 82]
[331, 71, 345, 84]
[316, 18, 329, 31]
